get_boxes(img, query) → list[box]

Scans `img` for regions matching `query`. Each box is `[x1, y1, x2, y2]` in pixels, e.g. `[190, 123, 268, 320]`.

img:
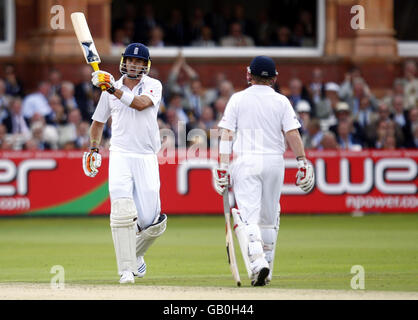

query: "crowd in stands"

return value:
[111, 3, 316, 54]
[0, 57, 418, 152]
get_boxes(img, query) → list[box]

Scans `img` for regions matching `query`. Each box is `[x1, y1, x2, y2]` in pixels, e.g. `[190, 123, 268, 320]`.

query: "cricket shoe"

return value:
[251, 267, 270, 287]
[136, 256, 147, 278]
[119, 271, 135, 284]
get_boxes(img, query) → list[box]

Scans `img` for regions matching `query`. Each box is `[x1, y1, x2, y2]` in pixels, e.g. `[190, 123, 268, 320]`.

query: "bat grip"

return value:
[90, 62, 107, 91]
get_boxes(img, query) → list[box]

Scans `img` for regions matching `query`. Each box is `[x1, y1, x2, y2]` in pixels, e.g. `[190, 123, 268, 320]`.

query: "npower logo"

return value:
[176, 157, 417, 196]
[0, 159, 57, 196]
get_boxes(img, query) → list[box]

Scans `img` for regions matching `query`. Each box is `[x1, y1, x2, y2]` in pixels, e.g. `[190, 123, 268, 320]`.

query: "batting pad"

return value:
[260, 224, 279, 282]
[136, 213, 167, 257]
[110, 198, 138, 275]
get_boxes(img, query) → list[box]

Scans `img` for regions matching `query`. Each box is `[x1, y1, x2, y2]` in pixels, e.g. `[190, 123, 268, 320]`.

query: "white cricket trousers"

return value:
[108, 151, 161, 229]
[230, 154, 284, 226]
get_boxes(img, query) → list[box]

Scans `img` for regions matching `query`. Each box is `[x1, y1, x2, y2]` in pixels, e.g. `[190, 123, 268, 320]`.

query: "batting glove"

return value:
[296, 159, 315, 193]
[91, 71, 116, 93]
[213, 167, 231, 195]
[82, 147, 102, 178]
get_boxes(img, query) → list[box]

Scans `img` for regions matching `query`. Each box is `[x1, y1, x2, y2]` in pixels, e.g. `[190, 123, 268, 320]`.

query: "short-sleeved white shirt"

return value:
[218, 85, 301, 155]
[92, 74, 162, 154]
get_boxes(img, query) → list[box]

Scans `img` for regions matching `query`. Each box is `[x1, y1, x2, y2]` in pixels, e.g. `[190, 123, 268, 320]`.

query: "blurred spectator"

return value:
[75, 65, 101, 122]
[28, 120, 52, 150]
[22, 81, 52, 119]
[392, 94, 409, 130]
[298, 10, 315, 39]
[271, 26, 299, 47]
[336, 119, 362, 150]
[48, 69, 62, 96]
[164, 9, 188, 46]
[165, 53, 198, 103]
[329, 102, 364, 144]
[165, 107, 187, 148]
[0, 123, 9, 148]
[231, 4, 255, 41]
[134, 3, 160, 44]
[196, 105, 216, 131]
[167, 92, 189, 124]
[192, 26, 217, 47]
[189, 8, 206, 43]
[218, 80, 235, 101]
[213, 97, 228, 121]
[220, 22, 254, 47]
[373, 120, 398, 149]
[75, 121, 90, 149]
[0, 78, 12, 122]
[2, 97, 30, 136]
[255, 9, 275, 46]
[339, 66, 362, 101]
[287, 78, 314, 115]
[45, 94, 67, 126]
[3, 64, 24, 97]
[186, 79, 213, 119]
[304, 118, 323, 149]
[404, 106, 418, 147]
[315, 82, 340, 130]
[318, 131, 339, 150]
[148, 26, 165, 47]
[400, 60, 418, 109]
[405, 121, 418, 148]
[309, 68, 326, 105]
[345, 77, 377, 117]
[60, 81, 78, 111]
[57, 108, 81, 148]
[111, 28, 129, 55]
[383, 134, 397, 150]
[382, 79, 408, 111]
[355, 95, 375, 129]
[295, 100, 311, 141]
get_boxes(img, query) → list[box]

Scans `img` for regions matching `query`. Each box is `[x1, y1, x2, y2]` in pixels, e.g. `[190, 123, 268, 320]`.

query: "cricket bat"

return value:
[223, 189, 241, 287]
[71, 12, 106, 90]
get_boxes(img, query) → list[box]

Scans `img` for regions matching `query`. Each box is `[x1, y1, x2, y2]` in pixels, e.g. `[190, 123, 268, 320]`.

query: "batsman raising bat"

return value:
[213, 56, 315, 286]
[82, 43, 166, 284]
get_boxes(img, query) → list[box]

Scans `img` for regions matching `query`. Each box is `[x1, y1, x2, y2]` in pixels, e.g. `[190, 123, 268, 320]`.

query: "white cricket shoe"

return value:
[250, 258, 270, 287]
[119, 271, 135, 284]
[136, 256, 147, 278]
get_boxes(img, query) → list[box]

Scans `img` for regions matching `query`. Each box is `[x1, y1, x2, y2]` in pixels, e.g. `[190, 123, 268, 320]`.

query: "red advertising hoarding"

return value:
[0, 149, 416, 216]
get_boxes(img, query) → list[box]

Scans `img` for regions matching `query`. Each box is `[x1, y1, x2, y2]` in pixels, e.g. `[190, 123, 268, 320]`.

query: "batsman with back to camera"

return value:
[82, 43, 167, 284]
[213, 56, 315, 286]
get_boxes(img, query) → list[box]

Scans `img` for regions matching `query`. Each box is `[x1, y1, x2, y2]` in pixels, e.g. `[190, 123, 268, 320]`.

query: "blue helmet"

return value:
[120, 43, 152, 79]
[247, 56, 278, 78]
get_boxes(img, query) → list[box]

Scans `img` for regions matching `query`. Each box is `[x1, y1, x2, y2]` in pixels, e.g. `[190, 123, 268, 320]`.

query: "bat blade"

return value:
[71, 12, 101, 64]
[223, 190, 241, 287]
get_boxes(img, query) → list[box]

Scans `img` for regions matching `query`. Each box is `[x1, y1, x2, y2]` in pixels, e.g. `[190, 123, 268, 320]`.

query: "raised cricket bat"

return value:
[71, 12, 105, 90]
[223, 189, 241, 287]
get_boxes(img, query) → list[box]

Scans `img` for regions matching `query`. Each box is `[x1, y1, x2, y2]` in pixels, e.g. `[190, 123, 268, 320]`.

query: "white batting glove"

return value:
[91, 71, 116, 93]
[82, 147, 102, 178]
[212, 166, 230, 195]
[296, 159, 315, 193]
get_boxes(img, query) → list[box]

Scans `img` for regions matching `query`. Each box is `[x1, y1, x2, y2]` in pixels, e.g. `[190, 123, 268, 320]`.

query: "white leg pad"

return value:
[110, 198, 137, 275]
[260, 224, 279, 282]
[232, 209, 268, 279]
[136, 214, 167, 257]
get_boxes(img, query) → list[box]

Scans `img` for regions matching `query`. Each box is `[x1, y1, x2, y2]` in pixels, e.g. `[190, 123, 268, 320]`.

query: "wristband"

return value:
[219, 140, 232, 154]
[107, 86, 116, 94]
[90, 147, 99, 153]
[120, 91, 135, 106]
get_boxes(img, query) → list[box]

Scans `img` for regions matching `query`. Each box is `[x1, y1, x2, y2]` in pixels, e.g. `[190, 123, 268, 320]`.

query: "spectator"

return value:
[57, 108, 81, 148]
[298, 10, 315, 39]
[22, 81, 52, 119]
[134, 3, 160, 44]
[374, 120, 398, 149]
[3, 64, 24, 97]
[304, 118, 323, 149]
[148, 26, 165, 47]
[75, 65, 101, 122]
[318, 131, 339, 150]
[271, 26, 299, 47]
[400, 60, 418, 109]
[355, 95, 375, 129]
[165, 107, 187, 148]
[382, 79, 408, 112]
[336, 119, 362, 150]
[48, 69, 62, 96]
[2, 97, 30, 136]
[231, 4, 255, 40]
[309, 68, 326, 105]
[196, 105, 216, 131]
[404, 106, 418, 147]
[295, 100, 311, 140]
[220, 22, 254, 47]
[111, 28, 129, 55]
[315, 82, 340, 130]
[392, 94, 409, 130]
[329, 101, 364, 145]
[383, 134, 397, 150]
[339, 66, 362, 101]
[191, 26, 217, 47]
[186, 79, 213, 119]
[213, 97, 228, 121]
[255, 9, 275, 46]
[189, 8, 206, 43]
[45, 94, 68, 125]
[0, 79, 12, 122]
[75, 121, 90, 149]
[167, 92, 189, 124]
[345, 77, 377, 117]
[0, 123, 10, 148]
[164, 9, 188, 46]
[287, 78, 314, 115]
[60, 81, 78, 111]
[29, 120, 52, 150]
[405, 121, 418, 148]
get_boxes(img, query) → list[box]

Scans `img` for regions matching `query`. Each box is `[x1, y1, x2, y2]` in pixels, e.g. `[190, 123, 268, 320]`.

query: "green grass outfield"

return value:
[0, 214, 417, 291]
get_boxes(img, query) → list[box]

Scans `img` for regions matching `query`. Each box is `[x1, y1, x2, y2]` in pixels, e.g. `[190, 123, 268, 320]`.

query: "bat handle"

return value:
[90, 62, 107, 91]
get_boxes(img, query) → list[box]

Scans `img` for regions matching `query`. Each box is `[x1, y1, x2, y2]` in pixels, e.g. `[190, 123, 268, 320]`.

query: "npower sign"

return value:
[0, 149, 417, 215]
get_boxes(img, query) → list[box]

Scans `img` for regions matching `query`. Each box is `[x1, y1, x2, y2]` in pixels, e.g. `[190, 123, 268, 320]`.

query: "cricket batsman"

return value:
[213, 56, 315, 286]
[82, 43, 167, 284]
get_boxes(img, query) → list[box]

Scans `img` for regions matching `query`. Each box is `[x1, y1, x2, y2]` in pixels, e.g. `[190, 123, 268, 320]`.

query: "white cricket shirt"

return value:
[218, 85, 301, 155]
[92, 74, 162, 154]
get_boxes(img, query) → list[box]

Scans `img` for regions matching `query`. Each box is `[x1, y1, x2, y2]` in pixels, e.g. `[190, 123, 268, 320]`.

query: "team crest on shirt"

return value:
[138, 87, 142, 95]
